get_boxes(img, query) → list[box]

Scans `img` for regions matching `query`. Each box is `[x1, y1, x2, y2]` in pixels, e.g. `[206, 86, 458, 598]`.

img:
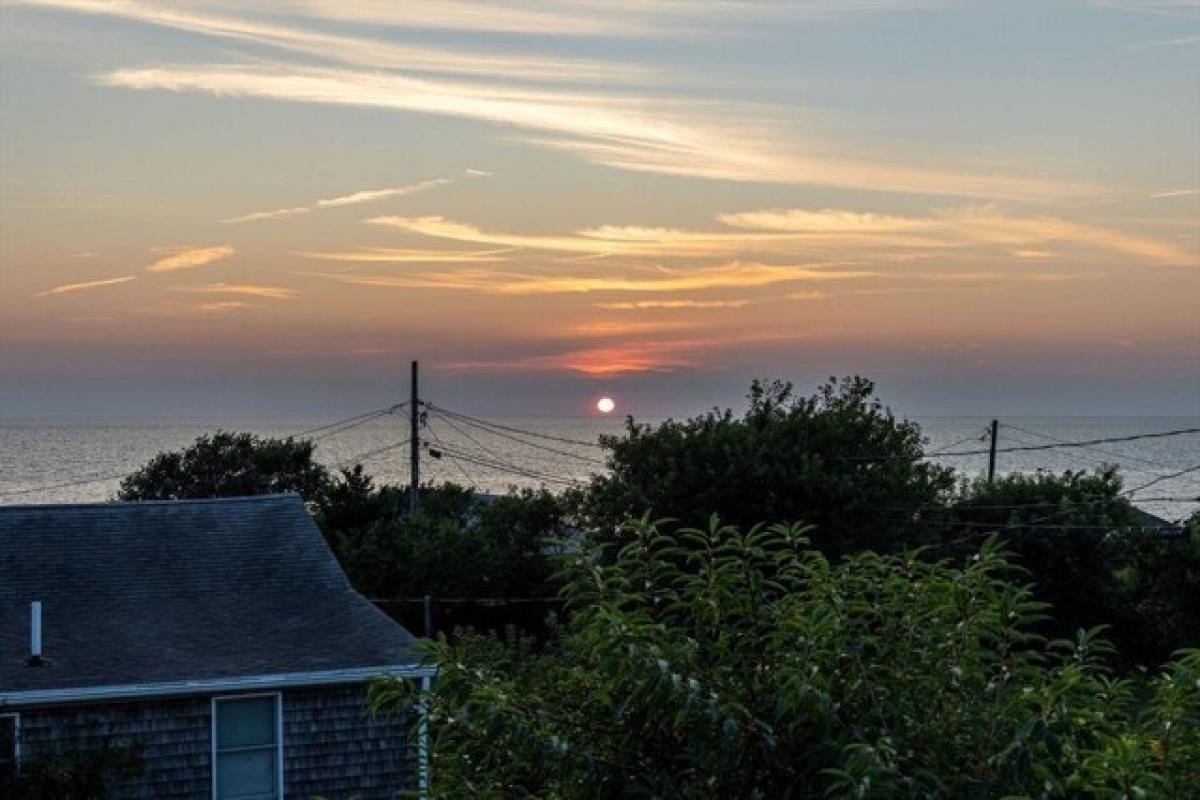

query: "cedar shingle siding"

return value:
[17, 683, 413, 799]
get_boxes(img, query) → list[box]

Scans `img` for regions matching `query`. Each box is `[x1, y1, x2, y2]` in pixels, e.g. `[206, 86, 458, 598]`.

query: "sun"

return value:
[596, 397, 616, 414]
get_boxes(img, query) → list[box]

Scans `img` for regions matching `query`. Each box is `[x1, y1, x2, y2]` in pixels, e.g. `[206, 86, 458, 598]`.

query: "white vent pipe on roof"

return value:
[29, 600, 44, 666]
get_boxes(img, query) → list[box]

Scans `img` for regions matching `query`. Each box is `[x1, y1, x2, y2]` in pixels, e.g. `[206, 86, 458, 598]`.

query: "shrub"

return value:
[572, 377, 956, 556]
[371, 518, 1200, 798]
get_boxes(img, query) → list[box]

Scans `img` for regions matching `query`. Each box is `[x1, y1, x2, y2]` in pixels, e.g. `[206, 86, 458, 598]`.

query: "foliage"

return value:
[571, 377, 956, 556]
[17, 742, 144, 800]
[117, 431, 330, 502]
[371, 518, 1200, 799]
[118, 436, 567, 599]
[945, 469, 1200, 668]
[317, 472, 566, 599]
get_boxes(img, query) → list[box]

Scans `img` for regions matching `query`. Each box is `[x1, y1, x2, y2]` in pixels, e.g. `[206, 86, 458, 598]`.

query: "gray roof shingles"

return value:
[1, 494, 418, 694]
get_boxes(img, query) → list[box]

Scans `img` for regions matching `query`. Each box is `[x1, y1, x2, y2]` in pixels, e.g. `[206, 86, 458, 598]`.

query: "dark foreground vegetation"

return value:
[116, 377, 1200, 798]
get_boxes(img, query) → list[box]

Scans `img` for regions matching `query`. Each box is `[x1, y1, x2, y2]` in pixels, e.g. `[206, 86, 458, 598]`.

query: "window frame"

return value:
[211, 692, 284, 800]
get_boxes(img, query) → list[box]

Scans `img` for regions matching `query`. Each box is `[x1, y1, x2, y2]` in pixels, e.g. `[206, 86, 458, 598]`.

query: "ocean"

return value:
[1, 415, 1197, 523]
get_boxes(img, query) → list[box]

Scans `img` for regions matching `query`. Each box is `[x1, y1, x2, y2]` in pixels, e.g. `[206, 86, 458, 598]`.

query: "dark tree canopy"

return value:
[573, 376, 956, 554]
[117, 431, 330, 502]
[316, 475, 566, 599]
[947, 468, 1200, 668]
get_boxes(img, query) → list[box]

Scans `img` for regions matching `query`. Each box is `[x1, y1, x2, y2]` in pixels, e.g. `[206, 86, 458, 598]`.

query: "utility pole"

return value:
[410, 360, 420, 515]
[987, 419, 999, 484]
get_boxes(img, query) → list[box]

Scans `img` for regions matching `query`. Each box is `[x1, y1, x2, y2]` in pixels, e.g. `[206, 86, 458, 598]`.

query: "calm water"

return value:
[1, 415, 1197, 522]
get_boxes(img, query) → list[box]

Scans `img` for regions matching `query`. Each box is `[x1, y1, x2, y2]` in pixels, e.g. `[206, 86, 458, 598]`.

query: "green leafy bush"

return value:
[572, 377, 956, 556]
[371, 518, 1200, 798]
[118, 431, 330, 502]
[947, 469, 1200, 668]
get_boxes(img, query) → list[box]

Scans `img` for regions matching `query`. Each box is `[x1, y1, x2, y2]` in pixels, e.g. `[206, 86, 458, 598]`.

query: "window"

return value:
[212, 694, 282, 800]
[0, 714, 17, 786]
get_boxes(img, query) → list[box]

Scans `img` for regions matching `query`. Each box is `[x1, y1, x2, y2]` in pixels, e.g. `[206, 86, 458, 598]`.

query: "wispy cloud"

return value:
[719, 206, 1198, 265]
[18, 0, 646, 82]
[141, 299, 251, 315]
[222, 206, 311, 224]
[173, 282, 298, 299]
[366, 214, 943, 256]
[307, 261, 875, 295]
[1149, 188, 1200, 199]
[366, 207, 1196, 265]
[35, 275, 135, 297]
[596, 299, 751, 310]
[1125, 33, 1200, 47]
[316, 179, 451, 208]
[146, 245, 236, 272]
[465, 168, 492, 177]
[297, 247, 512, 263]
[97, 64, 1090, 201]
[446, 331, 798, 375]
[224, 178, 449, 223]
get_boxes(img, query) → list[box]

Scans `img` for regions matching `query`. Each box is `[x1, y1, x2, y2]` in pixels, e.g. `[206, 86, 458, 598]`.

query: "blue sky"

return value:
[1, 1, 1197, 418]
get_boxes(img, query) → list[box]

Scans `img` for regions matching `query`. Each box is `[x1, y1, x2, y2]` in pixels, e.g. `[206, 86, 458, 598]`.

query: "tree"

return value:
[945, 468, 1199, 668]
[117, 431, 330, 502]
[371, 518, 1200, 798]
[315, 474, 567, 599]
[572, 377, 956, 555]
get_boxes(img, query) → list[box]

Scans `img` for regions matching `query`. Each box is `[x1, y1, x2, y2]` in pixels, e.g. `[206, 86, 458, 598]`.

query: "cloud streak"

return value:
[224, 179, 449, 224]
[146, 245, 236, 272]
[97, 64, 1090, 201]
[308, 261, 875, 295]
[718, 206, 1198, 266]
[17, 0, 646, 82]
[173, 283, 298, 299]
[596, 299, 751, 310]
[35, 275, 135, 297]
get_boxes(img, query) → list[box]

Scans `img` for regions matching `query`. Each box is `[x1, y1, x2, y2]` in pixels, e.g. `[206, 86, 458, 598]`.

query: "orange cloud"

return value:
[595, 299, 751, 310]
[146, 245, 235, 272]
[307, 261, 875, 295]
[35, 275, 135, 297]
[173, 283, 298, 299]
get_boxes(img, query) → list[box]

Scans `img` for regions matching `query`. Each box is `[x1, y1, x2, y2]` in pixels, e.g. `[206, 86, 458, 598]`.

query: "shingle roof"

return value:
[1, 494, 418, 694]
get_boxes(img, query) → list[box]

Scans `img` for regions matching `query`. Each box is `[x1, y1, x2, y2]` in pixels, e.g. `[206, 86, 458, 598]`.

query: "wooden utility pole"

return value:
[410, 360, 420, 515]
[987, 419, 999, 484]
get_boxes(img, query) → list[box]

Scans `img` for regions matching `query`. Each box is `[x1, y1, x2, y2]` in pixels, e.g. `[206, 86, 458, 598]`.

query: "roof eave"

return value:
[0, 663, 434, 708]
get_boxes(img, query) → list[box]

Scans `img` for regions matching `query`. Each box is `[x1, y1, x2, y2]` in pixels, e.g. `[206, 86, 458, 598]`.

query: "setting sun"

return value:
[596, 397, 616, 414]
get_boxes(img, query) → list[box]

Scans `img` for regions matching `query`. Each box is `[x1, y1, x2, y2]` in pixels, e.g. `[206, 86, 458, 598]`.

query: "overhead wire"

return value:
[935, 426, 1200, 457]
[1003, 422, 1179, 470]
[429, 408, 607, 467]
[426, 403, 606, 449]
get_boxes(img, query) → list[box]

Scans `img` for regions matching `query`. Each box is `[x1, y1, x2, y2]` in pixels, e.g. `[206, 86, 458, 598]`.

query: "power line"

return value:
[1126, 463, 1200, 496]
[926, 429, 990, 457]
[1002, 423, 1180, 470]
[424, 424, 479, 488]
[428, 442, 580, 488]
[332, 438, 412, 469]
[936, 426, 1200, 457]
[0, 473, 127, 498]
[427, 404, 606, 449]
[430, 408, 607, 466]
[295, 403, 405, 439]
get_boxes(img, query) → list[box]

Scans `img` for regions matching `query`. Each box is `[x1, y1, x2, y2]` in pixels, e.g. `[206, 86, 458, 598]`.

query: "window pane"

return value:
[0, 717, 14, 769]
[216, 697, 276, 749]
[216, 749, 276, 799]
[0, 718, 14, 757]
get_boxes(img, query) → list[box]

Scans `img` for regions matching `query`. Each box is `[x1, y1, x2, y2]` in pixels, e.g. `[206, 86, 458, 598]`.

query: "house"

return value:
[0, 494, 431, 799]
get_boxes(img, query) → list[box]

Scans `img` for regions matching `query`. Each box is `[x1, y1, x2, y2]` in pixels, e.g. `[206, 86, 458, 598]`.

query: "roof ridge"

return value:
[0, 492, 304, 512]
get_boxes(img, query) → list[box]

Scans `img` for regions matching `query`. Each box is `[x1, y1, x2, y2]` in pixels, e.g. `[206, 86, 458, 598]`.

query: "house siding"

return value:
[14, 682, 413, 800]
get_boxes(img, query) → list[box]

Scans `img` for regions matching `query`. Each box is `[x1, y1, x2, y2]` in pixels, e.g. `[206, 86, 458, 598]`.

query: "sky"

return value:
[1, 0, 1198, 419]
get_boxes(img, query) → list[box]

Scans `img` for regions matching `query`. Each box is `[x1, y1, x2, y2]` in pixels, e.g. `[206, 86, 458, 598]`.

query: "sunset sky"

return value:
[1, 0, 1197, 418]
